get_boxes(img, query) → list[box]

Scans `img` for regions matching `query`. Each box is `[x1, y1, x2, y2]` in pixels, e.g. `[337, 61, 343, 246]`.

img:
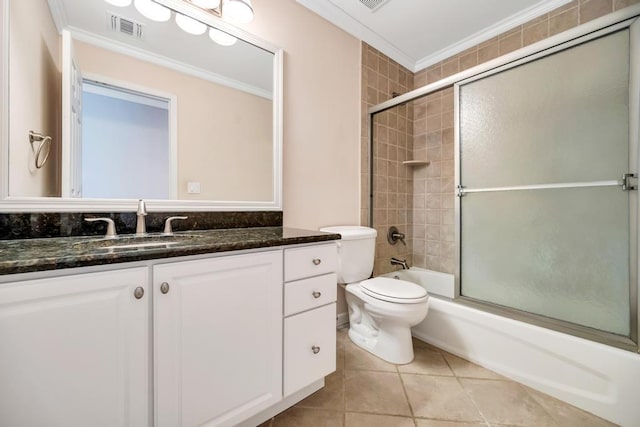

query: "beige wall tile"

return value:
[523, 20, 549, 46]
[615, 0, 640, 10]
[499, 31, 523, 55]
[549, 7, 579, 35]
[579, 0, 614, 23]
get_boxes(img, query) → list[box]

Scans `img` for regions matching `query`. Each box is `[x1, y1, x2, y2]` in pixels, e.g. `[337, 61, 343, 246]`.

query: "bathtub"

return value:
[381, 267, 640, 427]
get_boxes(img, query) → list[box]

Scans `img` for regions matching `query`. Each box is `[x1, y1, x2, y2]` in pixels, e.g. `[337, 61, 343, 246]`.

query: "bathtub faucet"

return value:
[390, 257, 409, 270]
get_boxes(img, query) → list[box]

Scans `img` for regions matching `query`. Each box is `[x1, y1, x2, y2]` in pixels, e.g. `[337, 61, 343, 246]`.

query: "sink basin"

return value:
[72, 234, 205, 252]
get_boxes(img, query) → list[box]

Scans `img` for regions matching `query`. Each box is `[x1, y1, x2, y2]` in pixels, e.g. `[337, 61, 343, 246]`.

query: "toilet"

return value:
[319, 226, 429, 364]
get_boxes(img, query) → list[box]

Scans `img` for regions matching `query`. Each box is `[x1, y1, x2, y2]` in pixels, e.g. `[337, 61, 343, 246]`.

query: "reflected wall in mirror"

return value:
[4, 0, 280, 206]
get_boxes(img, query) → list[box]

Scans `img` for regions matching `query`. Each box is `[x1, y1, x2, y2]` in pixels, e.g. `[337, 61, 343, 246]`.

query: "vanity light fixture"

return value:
[208, 27, 237, 46]
[176, 13, 207, 34]
[105, 0, 132, 6]
[190, 0, 221, 8]
[134, 0, 171, 22]
[223, 0, 254, 23]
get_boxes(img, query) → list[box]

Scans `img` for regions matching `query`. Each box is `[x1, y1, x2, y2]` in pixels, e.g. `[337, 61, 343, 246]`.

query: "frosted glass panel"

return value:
[459, 30, 629, 188]
[461, 187, 630, 336]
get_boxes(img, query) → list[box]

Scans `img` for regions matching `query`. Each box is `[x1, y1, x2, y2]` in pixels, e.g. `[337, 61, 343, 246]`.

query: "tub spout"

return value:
[390, 257, 409, 270]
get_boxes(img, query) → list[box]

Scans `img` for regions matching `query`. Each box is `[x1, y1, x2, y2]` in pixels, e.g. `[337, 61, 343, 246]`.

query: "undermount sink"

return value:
[72, 234, 205, 252]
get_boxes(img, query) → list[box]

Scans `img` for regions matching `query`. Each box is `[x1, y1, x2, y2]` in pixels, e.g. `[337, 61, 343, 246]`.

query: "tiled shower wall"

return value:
[360, 43, 414, 275]
[365, 0, 640, 275]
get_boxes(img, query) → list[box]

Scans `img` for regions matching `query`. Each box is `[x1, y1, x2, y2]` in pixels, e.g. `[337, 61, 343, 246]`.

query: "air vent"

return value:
[358, 0, 390, 12]
[108, 12, 144, 39]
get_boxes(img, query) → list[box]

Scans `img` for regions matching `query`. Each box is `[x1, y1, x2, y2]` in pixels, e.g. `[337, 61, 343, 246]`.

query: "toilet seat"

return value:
[360, 277, 428, 304]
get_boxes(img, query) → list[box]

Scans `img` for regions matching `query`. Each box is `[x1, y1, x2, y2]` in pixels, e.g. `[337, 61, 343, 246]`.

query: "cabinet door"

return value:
[0, 268, 149, 427]
[284, 303, 336, 396]
[154, 251, 283, 427]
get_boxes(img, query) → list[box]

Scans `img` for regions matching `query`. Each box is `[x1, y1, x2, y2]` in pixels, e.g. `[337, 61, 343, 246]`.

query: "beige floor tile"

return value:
[459, 379, 555, 426]
[345, 412, 415, 427]
[256, 419, 273, 427]
[336, 346, 346, 371]
[345, 370, 412, 416]
[413, 337, 445, 353]
[296, 371, 345, 411]
[398, 345, 454, 376]
[402, 374, 484, 422]
[525, 387, 618, 427]
[344, 338, 398, 372]
[415, 420, 487, 427]
[441, 352, 503, 380]
[272, 407, 344, 426]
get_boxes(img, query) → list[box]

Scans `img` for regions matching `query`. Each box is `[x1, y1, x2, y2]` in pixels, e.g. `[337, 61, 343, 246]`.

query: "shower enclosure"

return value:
[369, 12, 640, 351]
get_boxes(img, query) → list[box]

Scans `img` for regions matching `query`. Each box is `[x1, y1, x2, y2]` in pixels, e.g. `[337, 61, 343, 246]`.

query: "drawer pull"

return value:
[312, 258, 322, 265]
[160, 282, 170, 294]
[311, 345, 321, 354]
[134, 287, 144, 299]
[312, 291, 322, 299]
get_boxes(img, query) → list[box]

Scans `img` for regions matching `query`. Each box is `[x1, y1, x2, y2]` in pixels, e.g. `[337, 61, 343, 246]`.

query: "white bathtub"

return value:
[381, 267, 640, 427]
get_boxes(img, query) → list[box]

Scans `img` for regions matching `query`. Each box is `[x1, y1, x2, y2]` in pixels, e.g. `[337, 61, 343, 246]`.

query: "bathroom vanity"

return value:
[0, 227, 340, 427]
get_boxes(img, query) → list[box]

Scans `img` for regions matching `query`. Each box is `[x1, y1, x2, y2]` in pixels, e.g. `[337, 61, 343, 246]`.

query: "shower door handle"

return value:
[622, 173, 637, 191]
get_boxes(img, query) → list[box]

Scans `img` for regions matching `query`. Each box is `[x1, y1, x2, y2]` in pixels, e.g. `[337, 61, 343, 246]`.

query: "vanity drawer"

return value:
[284, 244, 337, 282]
[283, 303, 336, 396]
[284, 273, 337, 316]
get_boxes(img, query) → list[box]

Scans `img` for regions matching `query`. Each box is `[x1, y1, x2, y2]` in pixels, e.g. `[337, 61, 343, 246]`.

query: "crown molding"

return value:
[68, 26, 272, 100]
[47, 0, 67, 34]
[296, 0, 415, 71]
[297, 0, 572, 73]
[414, 0, 573, 71]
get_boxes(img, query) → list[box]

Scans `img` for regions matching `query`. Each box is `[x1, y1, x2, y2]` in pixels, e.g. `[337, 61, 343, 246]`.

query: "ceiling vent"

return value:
[358, 0, 391, 12]
[108, 12, 144, 39]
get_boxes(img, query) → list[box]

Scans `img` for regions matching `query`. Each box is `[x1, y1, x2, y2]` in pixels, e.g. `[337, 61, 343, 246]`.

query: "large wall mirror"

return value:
[0, 0, 283, 211]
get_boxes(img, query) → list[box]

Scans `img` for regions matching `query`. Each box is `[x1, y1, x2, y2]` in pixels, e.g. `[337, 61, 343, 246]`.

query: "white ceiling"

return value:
[297, 0, 572, 72]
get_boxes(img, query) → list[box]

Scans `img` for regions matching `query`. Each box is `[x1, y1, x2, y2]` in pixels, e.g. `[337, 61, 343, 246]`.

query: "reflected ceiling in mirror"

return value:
[4, 0, 282, 210]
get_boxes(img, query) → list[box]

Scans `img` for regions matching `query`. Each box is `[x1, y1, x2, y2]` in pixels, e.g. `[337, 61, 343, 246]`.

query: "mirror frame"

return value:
[0, 0, 283, 212]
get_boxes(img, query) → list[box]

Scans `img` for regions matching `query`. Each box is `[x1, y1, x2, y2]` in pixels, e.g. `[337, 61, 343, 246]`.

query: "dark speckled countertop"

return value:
[0, 227, 341, 276]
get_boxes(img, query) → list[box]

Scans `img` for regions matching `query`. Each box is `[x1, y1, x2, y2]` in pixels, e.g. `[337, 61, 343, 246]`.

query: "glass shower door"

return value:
[456, 28, 636, 341]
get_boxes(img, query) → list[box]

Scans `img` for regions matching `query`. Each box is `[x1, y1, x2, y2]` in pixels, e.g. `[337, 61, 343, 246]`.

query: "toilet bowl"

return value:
[319, 226, 429, 364]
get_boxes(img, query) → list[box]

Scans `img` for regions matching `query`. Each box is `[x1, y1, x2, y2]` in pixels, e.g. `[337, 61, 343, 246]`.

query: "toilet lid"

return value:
[360, 277, 427, 302]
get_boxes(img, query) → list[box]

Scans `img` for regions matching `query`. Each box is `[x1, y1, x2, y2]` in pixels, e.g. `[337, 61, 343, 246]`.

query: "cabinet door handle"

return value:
[134, 287, 144, 299]
[160, 282, 170, 294]
[312, 291, 322, 299]
[312, 345, 320, 354]
[312, 258, 321, 265]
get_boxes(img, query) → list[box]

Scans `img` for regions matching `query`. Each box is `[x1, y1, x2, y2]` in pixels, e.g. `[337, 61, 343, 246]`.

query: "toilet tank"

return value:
[319, 226, 377, 284]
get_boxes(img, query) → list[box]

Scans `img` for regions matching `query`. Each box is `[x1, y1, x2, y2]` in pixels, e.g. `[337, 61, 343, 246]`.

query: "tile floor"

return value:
[259, 329, 617, 427]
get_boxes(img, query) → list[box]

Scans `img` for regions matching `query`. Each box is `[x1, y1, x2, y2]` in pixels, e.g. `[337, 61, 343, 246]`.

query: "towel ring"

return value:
[29, 131, 53, 169]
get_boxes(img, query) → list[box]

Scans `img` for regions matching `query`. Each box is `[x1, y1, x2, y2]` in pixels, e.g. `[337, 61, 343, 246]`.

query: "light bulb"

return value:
[190, 0, 221, 8]
[134, 0, 171, 22]
[105, 0, 132, 6]
[223, 0, 253, 23]
[209, 27, 237, 46]
[176, 13, 207, 35]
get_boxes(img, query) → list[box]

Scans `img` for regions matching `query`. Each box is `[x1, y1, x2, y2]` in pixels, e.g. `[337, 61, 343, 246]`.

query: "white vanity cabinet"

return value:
[283, 244, 337, 396]
[153, 250, 283, 427]
[0, 267, 150, 427]
[0, 240, 339, 427]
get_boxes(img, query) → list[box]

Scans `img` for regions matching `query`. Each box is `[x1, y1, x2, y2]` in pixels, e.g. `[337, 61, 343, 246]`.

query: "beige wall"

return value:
[74, 41, 273, 202]
[232, 0, 362, 230]
[9, 0, 61, 197]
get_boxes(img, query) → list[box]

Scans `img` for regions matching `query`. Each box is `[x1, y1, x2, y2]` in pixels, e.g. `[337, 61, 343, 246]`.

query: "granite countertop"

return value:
[0, 227, 341, 276]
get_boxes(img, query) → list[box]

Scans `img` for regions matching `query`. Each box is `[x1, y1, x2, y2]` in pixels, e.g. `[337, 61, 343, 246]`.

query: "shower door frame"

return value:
[367, 5, 640, 352]
[453, 20, 639, 352]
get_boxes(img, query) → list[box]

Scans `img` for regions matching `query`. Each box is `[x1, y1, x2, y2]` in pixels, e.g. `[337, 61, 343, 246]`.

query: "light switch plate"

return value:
[187, 182, 201, 194]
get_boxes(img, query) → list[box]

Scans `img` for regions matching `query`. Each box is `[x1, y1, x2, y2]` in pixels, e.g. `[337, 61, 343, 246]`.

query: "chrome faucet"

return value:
[390, 257, 409, 270]
[136, 199, 147, 236]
